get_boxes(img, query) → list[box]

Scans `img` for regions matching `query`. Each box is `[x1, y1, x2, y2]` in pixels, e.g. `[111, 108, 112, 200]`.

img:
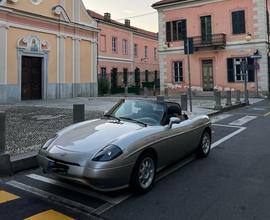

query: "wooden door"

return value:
[202, 60, 214, 91]
[21, 56, 42, 100]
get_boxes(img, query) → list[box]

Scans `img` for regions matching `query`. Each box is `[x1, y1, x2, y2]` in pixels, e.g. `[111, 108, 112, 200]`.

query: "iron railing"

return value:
[193, 33, 226, 50]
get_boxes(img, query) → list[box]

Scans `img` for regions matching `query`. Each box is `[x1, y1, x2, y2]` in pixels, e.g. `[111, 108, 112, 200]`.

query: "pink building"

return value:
[88, 11, 159, 92]
[153, 0, 270, 96]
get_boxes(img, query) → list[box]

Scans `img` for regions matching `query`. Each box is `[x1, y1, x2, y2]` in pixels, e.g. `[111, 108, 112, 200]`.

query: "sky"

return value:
[82, 0, 159, 32]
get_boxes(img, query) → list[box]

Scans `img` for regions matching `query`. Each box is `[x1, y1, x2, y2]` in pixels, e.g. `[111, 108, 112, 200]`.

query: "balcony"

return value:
[193, 33, 226, 51]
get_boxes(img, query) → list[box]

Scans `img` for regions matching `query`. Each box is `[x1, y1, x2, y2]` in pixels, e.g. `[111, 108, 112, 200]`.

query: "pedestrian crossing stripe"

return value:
[0, 190, 20, 204]
[24, 210, 75, 220]
[264, 112, 270, 117]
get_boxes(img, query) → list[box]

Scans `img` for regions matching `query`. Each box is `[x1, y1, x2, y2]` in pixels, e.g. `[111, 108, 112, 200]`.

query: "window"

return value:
[154, 48, 157, 59]
[166, 19, 187, 42]
[173, 61, 183, 83]
[122, 39, 128, 55]
[227, 57, 254, 83]
[112, 37, 117, 53]
[134, 44, 138, 57]
[145, 70, 149, 82]
[100, 35, 106, 52]
[232, 10, 246, 35]
[123, 68, 128, 85]
[101, 67, 107, 79]
[144, 46, 148, 58]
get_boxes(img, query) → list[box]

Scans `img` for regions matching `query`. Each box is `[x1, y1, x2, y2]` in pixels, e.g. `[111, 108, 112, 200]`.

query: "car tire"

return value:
[196, 130, 211, 158]
[130, 152, 156, 194]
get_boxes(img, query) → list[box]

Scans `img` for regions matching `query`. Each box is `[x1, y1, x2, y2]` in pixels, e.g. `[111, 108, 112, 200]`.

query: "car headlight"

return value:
[92, 144, 123, 162]
[42, 134, 58, 150]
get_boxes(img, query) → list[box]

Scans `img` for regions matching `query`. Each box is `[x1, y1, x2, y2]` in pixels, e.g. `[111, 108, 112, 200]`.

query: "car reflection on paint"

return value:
[37, 99, 211, 193]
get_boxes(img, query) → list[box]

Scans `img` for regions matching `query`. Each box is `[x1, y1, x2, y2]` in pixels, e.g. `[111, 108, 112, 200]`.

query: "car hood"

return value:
[47, 119, 144, 155]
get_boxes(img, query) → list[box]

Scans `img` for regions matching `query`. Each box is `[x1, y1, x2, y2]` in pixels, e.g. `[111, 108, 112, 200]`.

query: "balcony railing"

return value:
[193, 33, 226, 51]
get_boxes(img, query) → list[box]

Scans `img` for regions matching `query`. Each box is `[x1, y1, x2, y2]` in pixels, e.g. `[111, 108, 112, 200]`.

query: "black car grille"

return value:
[47, 157, 81, 167]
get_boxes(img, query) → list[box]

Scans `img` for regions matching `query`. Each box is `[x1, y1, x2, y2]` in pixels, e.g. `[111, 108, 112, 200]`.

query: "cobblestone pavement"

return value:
[0, 96, 263, 155]
[0, 106, 102, 155]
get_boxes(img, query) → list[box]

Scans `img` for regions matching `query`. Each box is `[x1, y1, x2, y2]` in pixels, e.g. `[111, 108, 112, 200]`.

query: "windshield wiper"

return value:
[119, 117, 147, 127]
[103, 114, 121, 122]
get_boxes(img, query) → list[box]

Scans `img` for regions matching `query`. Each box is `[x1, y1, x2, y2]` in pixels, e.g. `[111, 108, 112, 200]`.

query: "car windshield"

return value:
[110, 100, 165, 126]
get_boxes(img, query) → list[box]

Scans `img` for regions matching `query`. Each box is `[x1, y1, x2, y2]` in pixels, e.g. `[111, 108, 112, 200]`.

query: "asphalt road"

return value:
[0, 99, 270, 220]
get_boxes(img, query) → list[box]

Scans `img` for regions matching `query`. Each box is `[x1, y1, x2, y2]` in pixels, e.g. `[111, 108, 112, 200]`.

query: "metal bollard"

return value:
[157, 95, 165, 102]
[235, 90, 241, 104]
[144, 87, 148, 98]
[164, 88, 169, 97]
[181, 94, 188, 111]
[125, 86, 128, 97]
[214, 90, 222, 110]
[244, 90, 249, 105]
[153, 84, 156, 96]
[0, 112, 6, 154]
[225, 90, 232, 106]
[73, 104, 85, 124]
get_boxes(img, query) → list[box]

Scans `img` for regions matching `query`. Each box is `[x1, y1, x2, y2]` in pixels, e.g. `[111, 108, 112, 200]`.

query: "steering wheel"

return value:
[137, 117, 159, 125]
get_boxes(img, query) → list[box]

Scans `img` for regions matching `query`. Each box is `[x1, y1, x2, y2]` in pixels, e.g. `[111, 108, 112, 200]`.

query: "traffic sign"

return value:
[250, 55, 262, 59]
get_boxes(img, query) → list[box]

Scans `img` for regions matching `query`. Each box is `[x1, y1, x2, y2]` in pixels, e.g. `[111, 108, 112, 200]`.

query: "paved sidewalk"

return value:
[12, 96, 263, 115]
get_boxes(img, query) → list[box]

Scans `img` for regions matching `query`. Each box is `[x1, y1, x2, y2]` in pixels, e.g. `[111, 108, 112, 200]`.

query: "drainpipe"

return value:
[266, 0, 270, 95]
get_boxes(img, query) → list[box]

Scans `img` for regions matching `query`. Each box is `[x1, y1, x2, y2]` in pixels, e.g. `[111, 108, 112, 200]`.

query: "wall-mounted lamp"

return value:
[163, 42, 171, 49]
[245, 32, 252, 42]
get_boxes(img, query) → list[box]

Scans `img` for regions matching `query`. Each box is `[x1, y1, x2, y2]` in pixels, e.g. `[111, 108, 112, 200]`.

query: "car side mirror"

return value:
[103, 110, 109, 116]
[167, 117, 181, 129]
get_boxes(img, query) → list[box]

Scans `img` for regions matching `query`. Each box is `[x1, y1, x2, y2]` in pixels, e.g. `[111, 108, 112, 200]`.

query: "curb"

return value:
[0, 102, 247, 177]
[0, 151, 39, 177]
[207, 102, 247, 117]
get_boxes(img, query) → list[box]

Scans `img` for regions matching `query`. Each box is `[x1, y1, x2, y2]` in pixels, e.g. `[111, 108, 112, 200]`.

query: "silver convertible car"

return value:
[38, 99, 211, 193]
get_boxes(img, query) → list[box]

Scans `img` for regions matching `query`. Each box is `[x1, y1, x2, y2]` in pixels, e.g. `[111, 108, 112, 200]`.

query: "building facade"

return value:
[153, 0, 270, 96]
[0, 0, 98, 103]
[88, 11, 159, 91]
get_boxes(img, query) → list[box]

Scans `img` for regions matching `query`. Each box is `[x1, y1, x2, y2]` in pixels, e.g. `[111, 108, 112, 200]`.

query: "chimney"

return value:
[125, 19, 131, 27]
[104, 13, 111, 21]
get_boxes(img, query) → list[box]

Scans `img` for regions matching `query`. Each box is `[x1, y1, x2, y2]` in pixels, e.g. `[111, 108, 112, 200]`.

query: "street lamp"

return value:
[242, 33, 252, 105]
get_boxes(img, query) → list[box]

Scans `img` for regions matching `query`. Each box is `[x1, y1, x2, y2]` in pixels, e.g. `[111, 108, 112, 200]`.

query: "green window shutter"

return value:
[239, 11, 246, 34]
[247, 57, 255, 82]
[172, 21, 178, 41]
[166, 22, 172, 42]
[227, 58, 235, 82]
[232, 10, 246, 34]
[180, 20, 187, 40]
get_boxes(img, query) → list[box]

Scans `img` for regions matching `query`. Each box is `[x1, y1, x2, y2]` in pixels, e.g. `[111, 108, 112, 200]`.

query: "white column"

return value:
[91, 41, 97, 84]
[59, 34, 66, 84]
[72, 37, 80, 97]
[158, 11, 166, 94]
[0, 24, 8, 85]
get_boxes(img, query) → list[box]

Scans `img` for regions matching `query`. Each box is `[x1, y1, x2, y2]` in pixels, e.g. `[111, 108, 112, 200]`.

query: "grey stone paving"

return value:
[0, 96, 263, 155]
[0, 106, 102, 155]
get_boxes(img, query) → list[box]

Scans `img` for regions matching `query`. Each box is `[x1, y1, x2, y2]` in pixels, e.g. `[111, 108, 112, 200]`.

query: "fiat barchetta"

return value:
[37, 99, 211, 193]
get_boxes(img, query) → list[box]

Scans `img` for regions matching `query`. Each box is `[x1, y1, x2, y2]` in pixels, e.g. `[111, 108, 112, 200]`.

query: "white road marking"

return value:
[210, 114, 233, 123]
[26, 174, 124, 204]
[228, 116, 257, 126]
[6, 180, 95, 213]
[8, 123, 250, 216]
[212, 123, 243, 129]
[211, 127, 247, 149]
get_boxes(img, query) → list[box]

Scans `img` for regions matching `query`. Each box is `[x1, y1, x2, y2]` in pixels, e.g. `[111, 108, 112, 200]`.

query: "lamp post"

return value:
[242, 33, 252, 105]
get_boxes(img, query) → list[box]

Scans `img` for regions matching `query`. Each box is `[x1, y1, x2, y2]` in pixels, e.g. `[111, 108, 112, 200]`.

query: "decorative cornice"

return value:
[0, 24, 9, 29]
[52, 5, 71, 23]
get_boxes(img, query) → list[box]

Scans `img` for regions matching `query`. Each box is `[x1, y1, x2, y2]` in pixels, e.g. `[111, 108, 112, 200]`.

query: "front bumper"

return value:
[37, 154, 135, 191]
